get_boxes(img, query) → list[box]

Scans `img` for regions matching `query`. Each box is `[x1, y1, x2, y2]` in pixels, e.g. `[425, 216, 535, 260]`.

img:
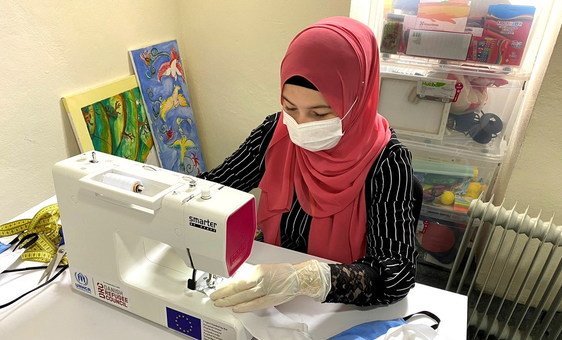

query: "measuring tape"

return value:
[0, 204, 67, 264]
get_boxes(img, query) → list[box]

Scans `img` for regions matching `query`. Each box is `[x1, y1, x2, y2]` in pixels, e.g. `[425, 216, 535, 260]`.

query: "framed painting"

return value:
[130, 40, 206, 176]
[62, 75, 155, 163]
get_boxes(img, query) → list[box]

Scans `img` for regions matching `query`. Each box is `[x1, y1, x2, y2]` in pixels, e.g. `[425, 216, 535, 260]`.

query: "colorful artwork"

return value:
[130, 40, 206, 175]
[62, 76, 154, 163]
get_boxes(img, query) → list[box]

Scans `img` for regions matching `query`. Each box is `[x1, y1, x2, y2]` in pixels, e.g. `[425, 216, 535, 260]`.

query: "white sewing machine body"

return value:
[52, 152, 256, 339]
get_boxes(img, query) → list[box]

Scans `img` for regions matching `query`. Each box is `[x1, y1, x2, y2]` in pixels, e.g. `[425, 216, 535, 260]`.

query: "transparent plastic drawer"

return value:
[416, 207, 468, 269]
[406, 141, 499, 213]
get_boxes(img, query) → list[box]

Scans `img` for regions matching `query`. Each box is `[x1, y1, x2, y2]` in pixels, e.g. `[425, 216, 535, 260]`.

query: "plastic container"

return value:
[405, 140, 499, 214]
[380, 14, 404, 54]
[375, 0, 555, 78]
[416, 206, 468, 269]
[380, 64, 524, 159]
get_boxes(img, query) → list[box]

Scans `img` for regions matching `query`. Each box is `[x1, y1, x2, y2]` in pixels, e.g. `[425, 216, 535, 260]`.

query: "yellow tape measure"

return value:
[0, 219, 30, 237]
[0, 203, 66, 264]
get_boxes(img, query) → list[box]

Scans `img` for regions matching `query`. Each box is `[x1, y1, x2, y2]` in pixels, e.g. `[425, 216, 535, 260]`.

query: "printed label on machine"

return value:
[94, 280, 130, 309]
[202, 320, 235, 339]
[188, 215, 218, 233]
[166, 307, 203, 339]
[72, 270, 94, 295]
[166, 306, 236, 339]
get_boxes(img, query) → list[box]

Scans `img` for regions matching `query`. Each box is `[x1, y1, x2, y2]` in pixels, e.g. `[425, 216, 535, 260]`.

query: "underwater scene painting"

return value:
[130, 40, 206, 175]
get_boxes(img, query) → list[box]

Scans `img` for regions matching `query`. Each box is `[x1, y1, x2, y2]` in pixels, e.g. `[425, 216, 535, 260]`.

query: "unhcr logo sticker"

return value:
[74, 271, 92, 294]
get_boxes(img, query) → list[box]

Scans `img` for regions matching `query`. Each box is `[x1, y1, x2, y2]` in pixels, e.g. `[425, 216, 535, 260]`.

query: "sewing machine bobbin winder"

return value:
[53, 151, 257, 339]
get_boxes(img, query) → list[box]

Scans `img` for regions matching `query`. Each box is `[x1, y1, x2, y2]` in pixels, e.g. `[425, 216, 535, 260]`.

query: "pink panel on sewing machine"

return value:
[225, 198, 256, 276]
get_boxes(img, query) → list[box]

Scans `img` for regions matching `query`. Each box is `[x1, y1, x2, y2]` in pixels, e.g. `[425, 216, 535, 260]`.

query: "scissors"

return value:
[38, 229, 66, 284]
[0, 233, 39, 274]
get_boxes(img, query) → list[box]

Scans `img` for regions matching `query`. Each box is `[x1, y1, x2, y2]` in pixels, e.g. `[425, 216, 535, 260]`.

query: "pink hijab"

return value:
[257, 17, 391, 264]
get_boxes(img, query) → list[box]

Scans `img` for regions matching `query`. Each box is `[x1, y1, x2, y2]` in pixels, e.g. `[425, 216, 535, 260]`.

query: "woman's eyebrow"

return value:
[282, 96, 331, 109]
[282, 96, 296, 107]
[309, 104, 331, 109]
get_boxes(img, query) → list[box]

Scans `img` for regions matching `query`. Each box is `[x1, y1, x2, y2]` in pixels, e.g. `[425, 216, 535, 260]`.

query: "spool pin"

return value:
[102, 173, 144, 193]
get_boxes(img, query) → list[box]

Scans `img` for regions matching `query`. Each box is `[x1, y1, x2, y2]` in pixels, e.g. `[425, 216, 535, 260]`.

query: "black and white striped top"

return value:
[201, 113, 417, 306]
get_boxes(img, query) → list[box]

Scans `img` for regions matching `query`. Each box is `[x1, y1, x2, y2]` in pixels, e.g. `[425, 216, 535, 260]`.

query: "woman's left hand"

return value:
[210, 260, 331, 313]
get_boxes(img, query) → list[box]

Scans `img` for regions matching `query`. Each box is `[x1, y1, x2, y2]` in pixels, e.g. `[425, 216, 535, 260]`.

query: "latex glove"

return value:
[210, 259, 331, 313]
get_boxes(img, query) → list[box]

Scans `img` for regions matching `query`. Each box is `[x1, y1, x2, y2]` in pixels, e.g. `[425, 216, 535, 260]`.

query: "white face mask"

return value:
[283, 112, 343, 151]
[282, 98, 356, 152]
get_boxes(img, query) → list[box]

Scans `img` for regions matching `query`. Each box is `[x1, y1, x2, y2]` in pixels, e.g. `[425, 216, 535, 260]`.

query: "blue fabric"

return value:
[330, 318, 406, 340]
[0, 242, 11, 254]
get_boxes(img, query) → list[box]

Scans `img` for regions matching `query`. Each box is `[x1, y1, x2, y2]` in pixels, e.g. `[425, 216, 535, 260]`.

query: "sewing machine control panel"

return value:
[56, 151, 232, 211]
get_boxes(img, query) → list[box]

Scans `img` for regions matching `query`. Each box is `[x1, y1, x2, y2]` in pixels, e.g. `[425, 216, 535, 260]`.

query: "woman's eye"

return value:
[285, 107, 297, 112]
[313, 112, 330, 117]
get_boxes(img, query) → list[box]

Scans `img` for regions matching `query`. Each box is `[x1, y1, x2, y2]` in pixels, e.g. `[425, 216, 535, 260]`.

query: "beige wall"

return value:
[0, 0, 350, 222]
[504, 31, 562, 221]
[0, 0, 182, 221]
[177, 0, 350, 169]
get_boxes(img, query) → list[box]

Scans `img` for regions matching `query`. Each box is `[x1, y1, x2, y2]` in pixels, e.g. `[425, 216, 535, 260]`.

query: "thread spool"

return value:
[102, 173, 144, 193]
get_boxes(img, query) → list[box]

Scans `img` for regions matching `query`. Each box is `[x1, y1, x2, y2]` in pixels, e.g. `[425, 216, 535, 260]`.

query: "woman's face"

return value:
[282, 84, 337, 124]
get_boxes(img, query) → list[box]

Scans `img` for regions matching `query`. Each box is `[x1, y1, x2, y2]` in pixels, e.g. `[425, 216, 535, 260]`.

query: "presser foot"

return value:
[191, 272, 225, 296]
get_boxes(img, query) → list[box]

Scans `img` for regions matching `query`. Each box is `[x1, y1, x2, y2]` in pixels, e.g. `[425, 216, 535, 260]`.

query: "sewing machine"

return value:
[52, 151, 256, 339]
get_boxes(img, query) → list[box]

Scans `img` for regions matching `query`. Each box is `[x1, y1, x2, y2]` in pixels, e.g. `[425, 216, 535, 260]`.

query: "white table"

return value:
[1, 197, 467, 339]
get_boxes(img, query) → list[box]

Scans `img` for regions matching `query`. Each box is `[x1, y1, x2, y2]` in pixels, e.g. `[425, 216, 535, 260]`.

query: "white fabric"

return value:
[210, 259, 331, 312]
[377, 323, 439, 340]
[236, 307, 312, 340]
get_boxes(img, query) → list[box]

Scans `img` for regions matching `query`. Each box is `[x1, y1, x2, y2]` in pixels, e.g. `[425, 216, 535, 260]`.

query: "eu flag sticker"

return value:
[166, 307, 202, 339]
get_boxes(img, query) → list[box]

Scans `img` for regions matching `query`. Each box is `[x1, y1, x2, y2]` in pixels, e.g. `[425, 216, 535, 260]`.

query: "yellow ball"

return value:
[440, 191, 455, 205]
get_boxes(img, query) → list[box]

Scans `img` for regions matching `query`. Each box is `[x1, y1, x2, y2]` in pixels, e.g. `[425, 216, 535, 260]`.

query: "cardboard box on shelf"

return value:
[467, 4, 536, 66]
[406, 30, 472, 60]
[415, 1, 471, 33]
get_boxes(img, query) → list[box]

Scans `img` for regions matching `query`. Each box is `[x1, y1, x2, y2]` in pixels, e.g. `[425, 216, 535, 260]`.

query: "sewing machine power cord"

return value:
[0, 264, 68, 309]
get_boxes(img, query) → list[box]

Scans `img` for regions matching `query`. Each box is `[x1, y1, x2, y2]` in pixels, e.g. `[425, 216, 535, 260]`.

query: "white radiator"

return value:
[446, 197, 562, 340]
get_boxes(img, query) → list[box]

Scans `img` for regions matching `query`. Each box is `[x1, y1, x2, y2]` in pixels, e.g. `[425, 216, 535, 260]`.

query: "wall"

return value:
[0, 0, 350, 222]
[177, 0, 350, 169]
[0, 0, 183, 221]
[0, 0, 185, 220]
[504, 31, 562, 220]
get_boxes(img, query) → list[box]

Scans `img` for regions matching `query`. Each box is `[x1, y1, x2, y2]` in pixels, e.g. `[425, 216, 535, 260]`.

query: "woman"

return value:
[205, 16, 417, 313]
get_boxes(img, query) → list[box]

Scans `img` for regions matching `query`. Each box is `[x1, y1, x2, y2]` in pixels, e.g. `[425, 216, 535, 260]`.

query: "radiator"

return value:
[446, 197, 562, 340]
